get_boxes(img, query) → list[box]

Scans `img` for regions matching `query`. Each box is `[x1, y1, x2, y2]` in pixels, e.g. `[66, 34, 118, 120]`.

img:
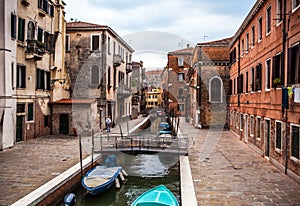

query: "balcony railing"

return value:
[113, 54, 122, 67]
[26, 40, 45, 58]
[126, 63, 132, 73]
[117, 85, 131, 98]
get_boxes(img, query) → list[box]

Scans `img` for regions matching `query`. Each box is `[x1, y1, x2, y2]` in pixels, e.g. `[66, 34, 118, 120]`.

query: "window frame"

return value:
[276, 0, 283, 25]
[290, 124, 300, 161]
[65, 34, 70, 52]
[275, 120, 283, 152]
[292, 0, 300, 12]
[11, 13, 17, 39]
[17, 64, 26, 89]
[27, 103, 34, 122]
[17, 17, 25, 42]
[91, 34, 100, 51]
[265, 58, 271, 90]
[90, 65, 100, 85]
[209, 76, 223, 103]
[256, 116, 261, 141]
[258, 16, 263, 42]
[266, 5, 272, 35]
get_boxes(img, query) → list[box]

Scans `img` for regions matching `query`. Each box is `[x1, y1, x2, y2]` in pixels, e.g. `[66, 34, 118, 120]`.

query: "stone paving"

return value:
[0, 116, 299, 206]
[179, 117, 300, 206]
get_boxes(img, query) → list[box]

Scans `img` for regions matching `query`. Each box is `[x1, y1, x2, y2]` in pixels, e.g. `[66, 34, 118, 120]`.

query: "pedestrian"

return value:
[106, 116, 112, 133]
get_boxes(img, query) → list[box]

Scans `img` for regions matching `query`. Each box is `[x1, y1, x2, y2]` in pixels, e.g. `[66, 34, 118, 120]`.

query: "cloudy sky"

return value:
[63, 0, 257, 68]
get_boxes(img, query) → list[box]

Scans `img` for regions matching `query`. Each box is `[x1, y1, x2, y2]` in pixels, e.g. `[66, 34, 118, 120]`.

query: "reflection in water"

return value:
[68, 154, 179, 206]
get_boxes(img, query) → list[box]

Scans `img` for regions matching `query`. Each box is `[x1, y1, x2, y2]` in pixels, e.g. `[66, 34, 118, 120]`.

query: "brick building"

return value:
[164, 47, 194, 118]
[229, 0, 300, 182]
[189, 38, 231, 128]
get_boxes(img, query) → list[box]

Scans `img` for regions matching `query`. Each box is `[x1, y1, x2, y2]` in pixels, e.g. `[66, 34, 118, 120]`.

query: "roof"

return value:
[50, 99, 96, 105]
[197, 37, 233, 47]
[168, 47, 194, 55]
[66, 21, 134, 52]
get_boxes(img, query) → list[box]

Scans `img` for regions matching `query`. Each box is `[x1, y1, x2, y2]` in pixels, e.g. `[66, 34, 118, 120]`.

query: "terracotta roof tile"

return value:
[50, 99, 96, 104]
[66, 21, 106, 29]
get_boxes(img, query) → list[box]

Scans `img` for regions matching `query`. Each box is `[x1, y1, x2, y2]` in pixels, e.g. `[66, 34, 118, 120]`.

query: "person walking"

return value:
[106, 116, 112, 133]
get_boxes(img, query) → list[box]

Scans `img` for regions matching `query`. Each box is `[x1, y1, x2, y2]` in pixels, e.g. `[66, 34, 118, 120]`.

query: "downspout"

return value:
[238, 37, 241, 107]
[282, 0, 288, 175]
[198, 46, 202, 127]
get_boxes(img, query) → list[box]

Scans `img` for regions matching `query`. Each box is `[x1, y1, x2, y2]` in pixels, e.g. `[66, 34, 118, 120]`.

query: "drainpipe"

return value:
[238, 37, 241, 107]
[198, 46, 202, 127]
[282, 0, 288, 175]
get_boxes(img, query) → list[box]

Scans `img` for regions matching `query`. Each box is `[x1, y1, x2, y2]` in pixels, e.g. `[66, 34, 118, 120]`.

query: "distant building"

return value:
[146, 88, 162, 111]
[163, 47, 194, 118]
[229, 0, 300, 182]
[65, 21, 134, 133]
[190, 38, 231, 128]
[145, 69, 163, 89]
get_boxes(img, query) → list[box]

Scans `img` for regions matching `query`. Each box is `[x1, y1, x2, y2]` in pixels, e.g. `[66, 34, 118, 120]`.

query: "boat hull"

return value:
[81, 166, 122, 196]
[132, 185, 179, 206]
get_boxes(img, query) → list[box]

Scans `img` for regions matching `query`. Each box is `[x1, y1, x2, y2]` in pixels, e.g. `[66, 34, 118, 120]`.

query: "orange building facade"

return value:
[229, 0, 300, 182]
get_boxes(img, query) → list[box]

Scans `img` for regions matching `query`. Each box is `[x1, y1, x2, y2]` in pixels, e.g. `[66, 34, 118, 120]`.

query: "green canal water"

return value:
[72, 153, 180, 206]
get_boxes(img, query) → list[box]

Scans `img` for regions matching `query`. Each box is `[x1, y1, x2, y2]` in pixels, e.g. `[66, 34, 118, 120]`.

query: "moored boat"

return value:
[81, 165, 122, 196]
[131, 185, 179, 206]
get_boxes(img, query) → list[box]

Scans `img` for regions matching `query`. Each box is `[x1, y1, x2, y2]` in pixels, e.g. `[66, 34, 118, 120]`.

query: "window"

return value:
[178, 104, 184, 111]
[11, 62, 15, 89]
[241, 39, 244, 56]
[246, 33, 249, 52]
[44, 115, 50, 127]
[27, 103, 33, 121]
[27, 21, 35, 40]
[38, 0, 49, 14]
[238, 74, 244, 94]
[251, 67, 255, 91]
[250, 116, 254, 136]
[276, 0, 283, 24]
[107, 66, 111, 86]
[178, 73, 184, 82]
[291, 125, 299, 160]
[17, 64, 26, 88]
[113, 41, 116, 55]
[178, 58, 183, 66]
[240, 113, 244, 131]
[11, 13, 17, 39]
[245, 71, 249, 93]
[36, 69, 45, 90]
[17, 17, 25, 42]
[65, 34, 70, 52]
[230, 47, 236, 64]
[37, 27, 43, 42]
[178, 88, 183, 96]
[266, 6, 272, 34]
[91, 65, 100, 85]
[49, 4, 54, 17]
[272, 52, 283, 87]
[256, 117, 261, 139]
[258, 16, 263, 42]
[251, 25, 255, 46]
[108, 37, 111, 54]
[45, 71, 50, 90]
[17, 104, 25, 113]
[209, 76, 223, 103]
[265, 59, 271, 90]
[255, 63, 262, 91]
[44, 31, 53, 52]
[287, 44, 300, 84]
[91, 35, 100, 51]
[292, 0, 300, 10]
[275, 121, 282, 150]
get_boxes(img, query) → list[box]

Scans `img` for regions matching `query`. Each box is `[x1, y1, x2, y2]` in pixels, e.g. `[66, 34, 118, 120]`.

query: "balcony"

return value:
[117, 85, 131, 98]
[126, 63, 132, 73]
[113, 54, 122, 67]
[26, 40, 45, 60]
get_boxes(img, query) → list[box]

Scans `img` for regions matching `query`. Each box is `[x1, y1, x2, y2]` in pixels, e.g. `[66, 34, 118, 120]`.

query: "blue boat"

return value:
[132, 185, 179, 206]
[81, 165, 122, 196]
[159, 122, 172, 135]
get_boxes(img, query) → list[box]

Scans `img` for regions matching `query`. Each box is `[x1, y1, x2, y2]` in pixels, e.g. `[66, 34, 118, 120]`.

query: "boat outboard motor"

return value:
[63, 193, 76, 206]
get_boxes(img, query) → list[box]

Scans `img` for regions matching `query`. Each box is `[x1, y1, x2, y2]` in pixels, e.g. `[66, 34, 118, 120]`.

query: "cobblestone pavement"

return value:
[179, 118, 300, 206]
[0, 135, 89, 206]
[0, 116, 146, 206]
[1, 116, 299, 206]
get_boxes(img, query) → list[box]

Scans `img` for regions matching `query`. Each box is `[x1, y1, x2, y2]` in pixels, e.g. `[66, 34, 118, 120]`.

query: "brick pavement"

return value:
[179, 117, 300, 206]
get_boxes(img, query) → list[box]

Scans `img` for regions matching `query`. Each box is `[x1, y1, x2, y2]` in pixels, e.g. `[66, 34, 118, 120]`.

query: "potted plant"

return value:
[273, 78, 281, 88]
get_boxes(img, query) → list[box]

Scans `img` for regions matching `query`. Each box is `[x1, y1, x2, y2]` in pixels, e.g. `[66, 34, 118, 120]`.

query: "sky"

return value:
[63, 0, 257, 69]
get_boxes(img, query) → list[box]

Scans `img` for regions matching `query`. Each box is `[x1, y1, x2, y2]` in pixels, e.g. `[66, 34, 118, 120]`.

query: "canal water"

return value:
[72, 153, 180, 206]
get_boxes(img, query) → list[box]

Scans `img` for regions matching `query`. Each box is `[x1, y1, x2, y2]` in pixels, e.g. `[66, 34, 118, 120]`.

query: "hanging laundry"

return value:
[294, 88, 300, 103]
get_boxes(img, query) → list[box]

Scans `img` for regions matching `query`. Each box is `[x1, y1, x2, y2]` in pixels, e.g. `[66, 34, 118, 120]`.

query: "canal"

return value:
[67, 114, 181, 205]
[70, 153, 180, 205]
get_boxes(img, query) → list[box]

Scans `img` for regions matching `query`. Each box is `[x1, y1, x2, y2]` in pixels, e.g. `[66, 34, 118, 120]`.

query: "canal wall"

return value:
[11, 154, 101, 206]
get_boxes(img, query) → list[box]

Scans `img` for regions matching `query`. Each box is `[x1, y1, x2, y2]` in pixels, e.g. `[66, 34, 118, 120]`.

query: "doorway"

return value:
[59, 114, 69, 134]
[265, 119, 271, 157]
[16, 115, 24, 142]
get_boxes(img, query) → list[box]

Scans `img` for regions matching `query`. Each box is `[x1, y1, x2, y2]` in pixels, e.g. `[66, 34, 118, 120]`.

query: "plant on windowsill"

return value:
[273, 78, 281, 88]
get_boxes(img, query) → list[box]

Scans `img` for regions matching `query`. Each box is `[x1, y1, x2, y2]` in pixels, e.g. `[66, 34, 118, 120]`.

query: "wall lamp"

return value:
[186, 83, 199, 90]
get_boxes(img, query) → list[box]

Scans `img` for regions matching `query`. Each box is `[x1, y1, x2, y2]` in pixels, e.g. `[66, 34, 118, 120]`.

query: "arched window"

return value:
[209, 76, 223, 103]
[91, 65, 99, 85]
[27, 21, 35, 40]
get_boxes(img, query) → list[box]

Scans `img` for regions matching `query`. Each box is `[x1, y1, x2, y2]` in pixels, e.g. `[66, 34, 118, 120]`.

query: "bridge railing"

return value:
[95, 134, 189, 154]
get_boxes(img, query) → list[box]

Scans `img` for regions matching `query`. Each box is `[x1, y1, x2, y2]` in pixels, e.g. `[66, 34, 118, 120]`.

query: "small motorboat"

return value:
[131, 185, 179, 206]
[81, 165, 122, 196]
[159, 122, 172, 135]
